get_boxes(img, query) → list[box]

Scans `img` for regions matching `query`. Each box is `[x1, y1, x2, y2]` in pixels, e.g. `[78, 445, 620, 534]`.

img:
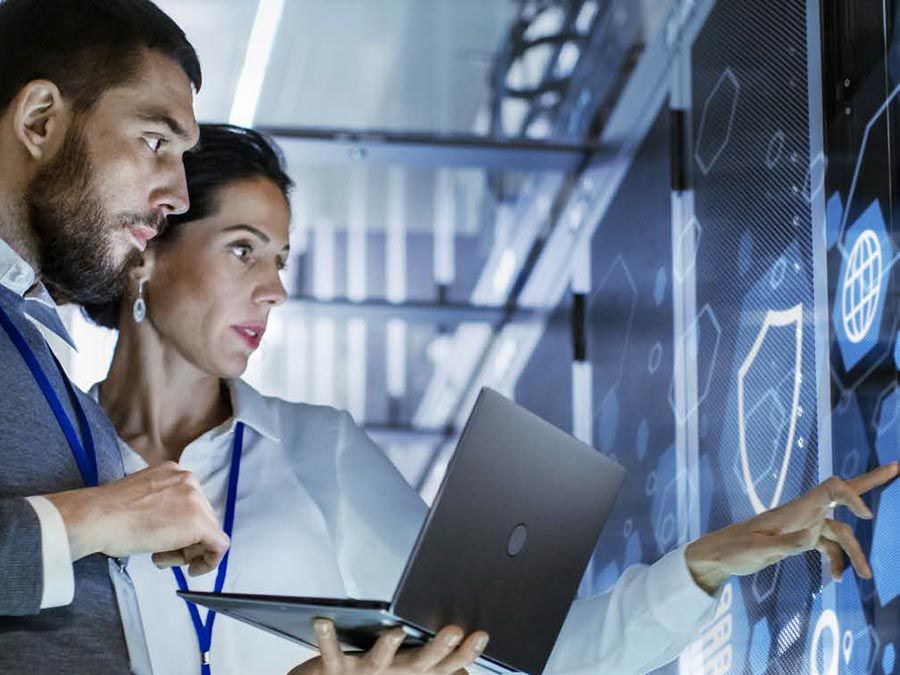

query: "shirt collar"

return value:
[0, 236, 37, 295]
[0, 237, 77, 349]
[222, 378, 281, 443]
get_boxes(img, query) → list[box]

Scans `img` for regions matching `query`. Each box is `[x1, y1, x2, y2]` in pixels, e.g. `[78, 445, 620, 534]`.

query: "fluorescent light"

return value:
[387, 320, 407, 399]
[229, 0, 285, 127]
[434, 170, 456, 285]
[347, 169, 367, 303]
[493, 249, 518, 295]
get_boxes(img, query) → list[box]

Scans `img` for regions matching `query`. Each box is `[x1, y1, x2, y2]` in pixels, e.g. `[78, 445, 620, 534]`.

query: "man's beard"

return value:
[26, 125, 161, 305]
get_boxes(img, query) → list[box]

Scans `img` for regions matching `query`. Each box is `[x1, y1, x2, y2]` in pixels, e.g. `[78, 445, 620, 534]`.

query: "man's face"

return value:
[28, 49, 199, 304]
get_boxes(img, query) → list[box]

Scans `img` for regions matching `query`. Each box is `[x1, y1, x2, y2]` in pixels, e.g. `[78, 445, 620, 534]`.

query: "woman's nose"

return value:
[255, 272, 287, 307]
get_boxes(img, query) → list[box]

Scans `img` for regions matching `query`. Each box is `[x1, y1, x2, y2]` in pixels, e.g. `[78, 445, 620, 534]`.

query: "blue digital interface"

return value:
[512, 1, 899, 673]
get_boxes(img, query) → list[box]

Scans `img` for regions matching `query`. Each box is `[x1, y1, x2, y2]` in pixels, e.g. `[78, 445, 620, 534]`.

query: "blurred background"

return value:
[55, 1, 900, 673]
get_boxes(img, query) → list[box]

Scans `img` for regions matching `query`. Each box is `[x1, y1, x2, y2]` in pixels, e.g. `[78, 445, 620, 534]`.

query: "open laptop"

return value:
[180, 387, 625, 674]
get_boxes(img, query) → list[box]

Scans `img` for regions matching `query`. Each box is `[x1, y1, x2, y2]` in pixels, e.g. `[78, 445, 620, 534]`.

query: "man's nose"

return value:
[153, 162, 190, 216]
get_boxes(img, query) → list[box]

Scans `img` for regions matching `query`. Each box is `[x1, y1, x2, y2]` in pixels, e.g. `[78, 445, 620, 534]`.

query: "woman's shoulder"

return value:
[233, 378, 354, 444]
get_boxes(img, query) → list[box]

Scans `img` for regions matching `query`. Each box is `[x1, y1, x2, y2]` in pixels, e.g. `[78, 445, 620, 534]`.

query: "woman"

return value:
[85, 124, 893, 675]
[86, 124, 487, 675]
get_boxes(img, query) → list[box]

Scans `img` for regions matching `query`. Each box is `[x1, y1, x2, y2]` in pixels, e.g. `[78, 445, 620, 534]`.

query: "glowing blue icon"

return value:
[842, 229, 882, 343]
[872, 481, 900, 606]
[895, 333, 900, 370]
[833, 200, 892, 370]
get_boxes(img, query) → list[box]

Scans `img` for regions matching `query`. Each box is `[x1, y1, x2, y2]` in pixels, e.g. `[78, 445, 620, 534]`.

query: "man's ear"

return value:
[12, 80, 69, 161]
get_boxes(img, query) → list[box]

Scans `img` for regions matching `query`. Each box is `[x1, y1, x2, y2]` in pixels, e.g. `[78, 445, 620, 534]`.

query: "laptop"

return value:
[180, 387, 625, 674]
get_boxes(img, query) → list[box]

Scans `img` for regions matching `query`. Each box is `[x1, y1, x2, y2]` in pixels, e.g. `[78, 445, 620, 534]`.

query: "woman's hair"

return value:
[83, 123, 294, 329]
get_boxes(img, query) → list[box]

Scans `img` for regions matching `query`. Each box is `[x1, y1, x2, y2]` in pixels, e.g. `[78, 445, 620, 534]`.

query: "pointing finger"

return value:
[846, 462, 900, 496]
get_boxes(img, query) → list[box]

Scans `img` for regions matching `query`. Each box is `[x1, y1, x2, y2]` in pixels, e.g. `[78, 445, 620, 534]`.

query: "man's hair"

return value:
[0, 0, 201, 114]
[84, 123, 294, 329]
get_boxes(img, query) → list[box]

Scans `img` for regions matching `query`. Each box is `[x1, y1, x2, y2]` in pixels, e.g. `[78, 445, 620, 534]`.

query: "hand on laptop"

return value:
[684, 462, 899, 594]
[45, 461, 230, 576]
[287, 619, 489, 675]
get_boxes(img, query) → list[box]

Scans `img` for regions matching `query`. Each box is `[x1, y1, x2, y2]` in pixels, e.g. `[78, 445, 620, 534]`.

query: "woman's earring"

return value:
[133, 279, 147, 324]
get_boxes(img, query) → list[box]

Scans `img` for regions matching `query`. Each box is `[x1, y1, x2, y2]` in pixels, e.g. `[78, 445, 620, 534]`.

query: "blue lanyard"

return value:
[173, 421, 245, 675]
[0, 303, 98, 487]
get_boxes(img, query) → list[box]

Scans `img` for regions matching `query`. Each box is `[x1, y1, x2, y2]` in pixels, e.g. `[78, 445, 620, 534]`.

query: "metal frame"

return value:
[282, 295, 545, 325]
[258, 125, 604, 171]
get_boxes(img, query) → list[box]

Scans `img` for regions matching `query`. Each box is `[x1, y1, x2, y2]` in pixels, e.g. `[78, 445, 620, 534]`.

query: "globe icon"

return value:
[842, 228, 883, 344]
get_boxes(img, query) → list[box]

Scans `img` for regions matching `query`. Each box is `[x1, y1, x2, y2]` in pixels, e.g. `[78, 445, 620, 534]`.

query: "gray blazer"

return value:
[0, 287, 136, 673]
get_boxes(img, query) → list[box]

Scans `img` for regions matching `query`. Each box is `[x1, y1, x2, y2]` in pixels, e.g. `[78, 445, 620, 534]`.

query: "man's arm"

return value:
[0, 497, 46, 615]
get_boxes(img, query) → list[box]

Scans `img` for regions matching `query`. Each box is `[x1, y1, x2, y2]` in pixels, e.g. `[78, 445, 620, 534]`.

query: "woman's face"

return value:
[143, 176, 290, 378]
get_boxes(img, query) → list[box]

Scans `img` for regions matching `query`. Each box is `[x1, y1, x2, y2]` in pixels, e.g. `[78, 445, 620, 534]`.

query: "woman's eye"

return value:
[144, 137, 163, 153]
[230, 244, 253, 262]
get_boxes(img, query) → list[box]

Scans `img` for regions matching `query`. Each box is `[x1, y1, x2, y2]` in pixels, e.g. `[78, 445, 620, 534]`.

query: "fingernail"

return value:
[445, 632, 462, 648]
[864, 507, 874, 519]
[474, 635, 489, 654]
[314, 620, 331, 637]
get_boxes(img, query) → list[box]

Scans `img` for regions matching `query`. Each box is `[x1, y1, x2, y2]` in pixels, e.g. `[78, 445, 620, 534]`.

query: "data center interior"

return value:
[50, 1, 900, 673]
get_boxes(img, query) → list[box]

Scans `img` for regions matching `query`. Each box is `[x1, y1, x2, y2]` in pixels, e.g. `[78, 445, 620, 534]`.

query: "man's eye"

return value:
[144, 137, 163, 153]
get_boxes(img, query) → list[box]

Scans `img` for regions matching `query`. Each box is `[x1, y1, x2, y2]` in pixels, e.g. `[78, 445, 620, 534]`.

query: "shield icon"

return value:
[737, 304, 804, 514]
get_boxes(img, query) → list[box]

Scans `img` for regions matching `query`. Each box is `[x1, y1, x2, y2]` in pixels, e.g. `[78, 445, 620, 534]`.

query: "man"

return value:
[0, 1, 228, 672]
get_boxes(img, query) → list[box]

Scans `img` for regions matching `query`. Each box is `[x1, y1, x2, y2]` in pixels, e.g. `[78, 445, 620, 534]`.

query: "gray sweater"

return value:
[0, 286, 134, 673]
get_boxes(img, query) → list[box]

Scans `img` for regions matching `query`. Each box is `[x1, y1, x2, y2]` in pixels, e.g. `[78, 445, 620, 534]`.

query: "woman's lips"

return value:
[232, 324, 265, 350]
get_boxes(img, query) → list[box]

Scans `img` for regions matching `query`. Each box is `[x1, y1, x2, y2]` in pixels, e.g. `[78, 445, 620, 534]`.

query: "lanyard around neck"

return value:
[0, 302, 98, 487]
[173, 421, 245, 675]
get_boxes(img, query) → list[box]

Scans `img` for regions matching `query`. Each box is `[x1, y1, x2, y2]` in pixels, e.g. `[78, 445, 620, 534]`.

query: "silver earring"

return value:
[133, 279, 147, 323]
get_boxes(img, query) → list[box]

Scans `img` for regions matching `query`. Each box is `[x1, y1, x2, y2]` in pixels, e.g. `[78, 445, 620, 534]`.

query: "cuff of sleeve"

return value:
[24, 496, 75, 609]
[646, 544, 719, 634]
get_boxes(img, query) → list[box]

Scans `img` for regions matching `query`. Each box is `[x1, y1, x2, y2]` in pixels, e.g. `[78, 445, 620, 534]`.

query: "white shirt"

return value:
[90, 379, 718, 675]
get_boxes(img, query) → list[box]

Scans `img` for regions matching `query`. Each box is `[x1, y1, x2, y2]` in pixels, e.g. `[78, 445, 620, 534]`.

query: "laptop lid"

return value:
[391, 387, 625, 674]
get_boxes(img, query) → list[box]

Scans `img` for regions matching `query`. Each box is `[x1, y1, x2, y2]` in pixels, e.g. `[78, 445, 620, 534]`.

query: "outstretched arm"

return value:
[545, 463, 899, 675]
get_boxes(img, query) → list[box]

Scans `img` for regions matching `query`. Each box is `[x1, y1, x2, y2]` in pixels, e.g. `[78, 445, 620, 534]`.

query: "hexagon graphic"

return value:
[695, 67, 740, 175]
[895, 331, 900, 369]
[668, 304, 722, 424]
[738, 305, 803, 514]
[804, 151, 828, 202]
[749, 618, 772, 675]
[835, 571, 875, 673]
[832, 200, 892, 371]
[837, 83, 900, 251]
[752, 561, 780, 604]
[825, 191, 843, 250]
[875, 386, 900, 466]
[674, 216, 702, 283]
[650, 443, 680, 555]
[871, 480, 900, 606]
[765, 129, 786, 169]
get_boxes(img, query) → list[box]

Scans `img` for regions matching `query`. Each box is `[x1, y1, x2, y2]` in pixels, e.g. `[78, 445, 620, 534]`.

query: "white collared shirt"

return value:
[0, 236, 76, 610]
[92, 378, 717, 675]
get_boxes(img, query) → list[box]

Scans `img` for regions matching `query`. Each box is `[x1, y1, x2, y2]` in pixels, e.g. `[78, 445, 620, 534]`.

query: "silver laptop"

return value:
[180, 387, 625, 674]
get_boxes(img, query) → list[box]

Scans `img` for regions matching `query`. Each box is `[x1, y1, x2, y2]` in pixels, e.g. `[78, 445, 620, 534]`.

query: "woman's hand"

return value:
[685, 462, 899, 594]
[287, 619, 489, 675]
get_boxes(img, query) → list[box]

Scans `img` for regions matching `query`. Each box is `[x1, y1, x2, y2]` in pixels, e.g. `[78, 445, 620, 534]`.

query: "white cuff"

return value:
[647, 543, 719, 634]
[24, 496, 75, 609]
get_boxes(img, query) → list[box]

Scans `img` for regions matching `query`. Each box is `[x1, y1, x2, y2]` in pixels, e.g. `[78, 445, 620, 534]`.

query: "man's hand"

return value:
[685, 462, 899, 595]
[45, 461, 230, 576]
[287, 619, 489, 675]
